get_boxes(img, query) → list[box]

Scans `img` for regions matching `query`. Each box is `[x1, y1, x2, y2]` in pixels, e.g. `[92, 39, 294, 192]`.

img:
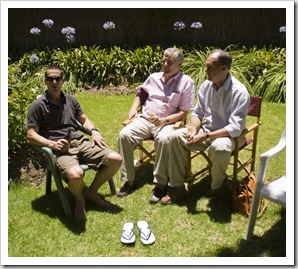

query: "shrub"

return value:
[8, 45, 286, 152]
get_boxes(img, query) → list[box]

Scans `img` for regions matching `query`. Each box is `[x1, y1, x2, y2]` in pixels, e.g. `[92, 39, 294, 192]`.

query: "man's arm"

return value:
[76, 113, 108, 148]
[27, 126, 69, 153]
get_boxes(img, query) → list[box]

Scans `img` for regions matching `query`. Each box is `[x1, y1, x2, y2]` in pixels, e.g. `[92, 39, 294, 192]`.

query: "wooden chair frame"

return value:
[187, 96, 262, 187]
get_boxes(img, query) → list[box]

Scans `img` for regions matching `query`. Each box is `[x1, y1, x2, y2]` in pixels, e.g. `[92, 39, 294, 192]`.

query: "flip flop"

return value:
[137, 220, 156, 245]
[121, 222, 135, 244]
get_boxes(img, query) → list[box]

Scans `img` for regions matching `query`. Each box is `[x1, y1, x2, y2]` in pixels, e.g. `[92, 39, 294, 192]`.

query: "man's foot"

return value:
[160, 185, 187, 205]
[116, 181, 137, 197]
[149, 187, 166, 204]
[209, 180, 227, 206]
[84, 189, 111, 208]
[74, 200, 86, 221]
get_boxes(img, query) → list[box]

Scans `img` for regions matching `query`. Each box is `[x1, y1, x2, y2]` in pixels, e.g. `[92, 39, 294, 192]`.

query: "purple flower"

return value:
[279, 26, 286, 33]
[42, 19, 54, 28]
[61, 26, 76, 43]
[30, 54, 39, 63]
[30, 27, 41, 35]
[61, 26, 76, 35]
[103, 21, 115, 30]
[173, 21, 186, 31]
[191, 21, 203, 29]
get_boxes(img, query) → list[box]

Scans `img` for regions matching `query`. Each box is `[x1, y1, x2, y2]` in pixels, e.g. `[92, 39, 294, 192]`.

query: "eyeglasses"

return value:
[46, 76, 62, 82]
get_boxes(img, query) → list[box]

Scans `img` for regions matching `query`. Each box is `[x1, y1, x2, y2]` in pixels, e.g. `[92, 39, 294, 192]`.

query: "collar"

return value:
[160, 71, 183, 83]
[212, 73, 232, 91]
[42, 90, 66, 104]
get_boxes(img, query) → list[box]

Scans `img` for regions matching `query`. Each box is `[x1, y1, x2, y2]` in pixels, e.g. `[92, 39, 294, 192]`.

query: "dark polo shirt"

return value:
[27, 91, 84, 141]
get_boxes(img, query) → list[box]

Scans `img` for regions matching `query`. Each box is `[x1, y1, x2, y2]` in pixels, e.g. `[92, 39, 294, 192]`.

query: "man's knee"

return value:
[209, 137, 233, 153]
[67, 165, 84, 181]
[105, 152, 123, 166]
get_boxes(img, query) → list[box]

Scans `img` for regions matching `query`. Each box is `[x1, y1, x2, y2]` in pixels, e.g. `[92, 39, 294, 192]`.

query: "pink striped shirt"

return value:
[137, 71, 195, 118]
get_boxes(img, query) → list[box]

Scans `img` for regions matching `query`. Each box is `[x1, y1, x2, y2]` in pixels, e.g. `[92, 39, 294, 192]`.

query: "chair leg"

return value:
[52, 174, 73, 219]
[108, 178, 116, 195]
[245, 188, 262, 240]
[45, 169, 52, 195]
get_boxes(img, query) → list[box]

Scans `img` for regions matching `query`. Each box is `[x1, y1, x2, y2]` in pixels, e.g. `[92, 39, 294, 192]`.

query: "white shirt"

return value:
[192, 73, 250, 138]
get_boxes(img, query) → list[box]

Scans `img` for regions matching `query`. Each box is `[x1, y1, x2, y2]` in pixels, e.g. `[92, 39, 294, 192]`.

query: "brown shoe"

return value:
[209, 180, 227, 205]
[161, 185, 187, 205]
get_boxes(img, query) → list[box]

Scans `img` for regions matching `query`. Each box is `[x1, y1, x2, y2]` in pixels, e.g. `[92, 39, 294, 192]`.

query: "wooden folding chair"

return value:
[31, 122, 116, 218]
[231, 96, 262, 186]
[187, 96, 262, 187]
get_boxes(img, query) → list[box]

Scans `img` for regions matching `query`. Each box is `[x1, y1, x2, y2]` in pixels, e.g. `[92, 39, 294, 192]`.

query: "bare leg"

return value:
[84, 152, 122, 207]
[67, 165, 86, 221]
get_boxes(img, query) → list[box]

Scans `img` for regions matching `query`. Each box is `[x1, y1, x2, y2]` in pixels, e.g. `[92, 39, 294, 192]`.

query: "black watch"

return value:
[91, 128, 99, 132]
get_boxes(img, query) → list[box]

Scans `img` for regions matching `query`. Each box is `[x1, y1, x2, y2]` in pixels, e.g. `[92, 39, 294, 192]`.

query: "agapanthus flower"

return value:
[279, 26, 286, 33]
[29, 54, 39, 63]
[61, 26, 76, 43]
[30, 27, 41, 35]
[42, 19, 54, 28]
[173, 21, 186, 31]
[61, 26, 76, 35]
[103, 21, 115, 30]
[191, 21, 203, 29]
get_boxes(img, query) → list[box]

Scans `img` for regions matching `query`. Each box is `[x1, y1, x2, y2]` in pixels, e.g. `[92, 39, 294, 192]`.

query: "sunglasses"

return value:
[46, 76, 62, 82]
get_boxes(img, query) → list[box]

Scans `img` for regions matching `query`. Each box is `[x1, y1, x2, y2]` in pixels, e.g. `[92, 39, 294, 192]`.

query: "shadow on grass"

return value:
[214, 208, 286, 257]
[123, 164, 155, 195]
[177, 174, 234, 224]
[31, 189, 123, 235]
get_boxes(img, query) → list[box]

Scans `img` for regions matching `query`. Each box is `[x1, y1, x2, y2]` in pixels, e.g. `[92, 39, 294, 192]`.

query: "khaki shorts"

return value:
[55, 137, 114, 180]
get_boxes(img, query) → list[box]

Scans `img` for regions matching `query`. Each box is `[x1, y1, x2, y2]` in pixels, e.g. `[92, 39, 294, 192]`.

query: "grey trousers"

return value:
[118, 115, 176, 185]
[169, 127, 245, 190]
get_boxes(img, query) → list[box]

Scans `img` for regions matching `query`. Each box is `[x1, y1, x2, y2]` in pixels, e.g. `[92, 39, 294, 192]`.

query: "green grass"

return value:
[7, 93, 288, 263]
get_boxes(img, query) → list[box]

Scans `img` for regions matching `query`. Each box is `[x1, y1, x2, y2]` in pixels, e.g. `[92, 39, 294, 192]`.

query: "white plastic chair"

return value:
[245, 129, 286, 240]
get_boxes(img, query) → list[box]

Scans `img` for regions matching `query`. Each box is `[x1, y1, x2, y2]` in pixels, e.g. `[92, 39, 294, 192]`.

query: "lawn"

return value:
[6, 93, 290, 265]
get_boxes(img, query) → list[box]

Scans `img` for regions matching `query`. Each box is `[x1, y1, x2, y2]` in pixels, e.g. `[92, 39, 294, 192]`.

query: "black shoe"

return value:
[149, 187, 166, 204]
[116, 181, 136, 197]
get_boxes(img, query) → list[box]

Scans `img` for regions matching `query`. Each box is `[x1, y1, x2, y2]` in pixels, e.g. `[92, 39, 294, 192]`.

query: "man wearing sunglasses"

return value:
[27, 66, 122, 221]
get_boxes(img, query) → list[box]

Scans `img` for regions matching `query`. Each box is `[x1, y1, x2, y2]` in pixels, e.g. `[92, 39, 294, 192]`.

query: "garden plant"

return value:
[7, 17, 287, 260]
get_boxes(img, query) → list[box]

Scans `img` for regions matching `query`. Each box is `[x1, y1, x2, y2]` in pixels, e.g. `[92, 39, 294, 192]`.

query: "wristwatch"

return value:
[166, 118, 170, 124]
[205, 133, 210, 141]
[91, 128, 99, 132]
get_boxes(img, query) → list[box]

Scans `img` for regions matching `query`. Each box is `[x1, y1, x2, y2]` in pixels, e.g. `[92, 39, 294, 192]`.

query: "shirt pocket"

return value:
[168, 93, 181, 108]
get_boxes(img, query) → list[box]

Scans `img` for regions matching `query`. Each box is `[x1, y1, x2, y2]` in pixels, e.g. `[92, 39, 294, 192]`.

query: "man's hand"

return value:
[127, 109, 138, 120]
[91, 131, 108, 149]
[51, 139, 70, 153]
[187, 133, 206, 146]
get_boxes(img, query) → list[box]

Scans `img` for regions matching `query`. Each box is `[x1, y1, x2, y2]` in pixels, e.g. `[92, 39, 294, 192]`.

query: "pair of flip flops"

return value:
[121, 220, 155, 245]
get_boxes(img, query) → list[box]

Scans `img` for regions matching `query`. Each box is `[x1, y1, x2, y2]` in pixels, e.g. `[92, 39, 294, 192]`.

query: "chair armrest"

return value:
[122, 116, 137, 126]
[256, 129, 286, 184]
[235, 122, 262, 140]
[260, 129, 286, 161]
[31, 144, 56, 168]
[173, 121, 184, 130]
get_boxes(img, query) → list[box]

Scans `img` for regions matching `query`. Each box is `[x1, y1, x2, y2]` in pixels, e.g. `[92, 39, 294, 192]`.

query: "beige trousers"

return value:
[118, 115, 176, 185]
[168, 127, 245, 190]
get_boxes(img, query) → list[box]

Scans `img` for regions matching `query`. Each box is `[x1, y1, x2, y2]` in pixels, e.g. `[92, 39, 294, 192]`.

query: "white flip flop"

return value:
[137, 220, 156, 245]
[121, 222, 135, 244]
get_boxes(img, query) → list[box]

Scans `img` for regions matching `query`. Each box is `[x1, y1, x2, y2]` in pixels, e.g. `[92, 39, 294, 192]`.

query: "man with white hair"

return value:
[117, 48, 195, 204]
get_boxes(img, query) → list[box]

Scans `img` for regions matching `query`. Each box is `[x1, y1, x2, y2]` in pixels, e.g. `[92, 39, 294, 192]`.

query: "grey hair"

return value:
[164, 48, 184, 62]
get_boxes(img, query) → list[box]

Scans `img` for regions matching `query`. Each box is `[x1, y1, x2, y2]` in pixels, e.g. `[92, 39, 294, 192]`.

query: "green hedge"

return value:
[8, 45, 286, 152]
